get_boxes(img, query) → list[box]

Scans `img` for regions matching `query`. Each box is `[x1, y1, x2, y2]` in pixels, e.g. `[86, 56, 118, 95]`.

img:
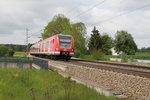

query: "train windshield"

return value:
[59, 35, 72, 49]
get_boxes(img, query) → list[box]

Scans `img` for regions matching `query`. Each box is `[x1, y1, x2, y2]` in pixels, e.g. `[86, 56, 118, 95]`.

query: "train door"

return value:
[44, 42, 45, 53]
[41, 42, 43, 52]
[48, 40, 50, 53]
[39, 43, 41, 52]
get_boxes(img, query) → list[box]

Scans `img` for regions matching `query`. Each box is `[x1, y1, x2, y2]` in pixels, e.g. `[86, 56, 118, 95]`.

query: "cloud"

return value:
[0, 0, 150, 48]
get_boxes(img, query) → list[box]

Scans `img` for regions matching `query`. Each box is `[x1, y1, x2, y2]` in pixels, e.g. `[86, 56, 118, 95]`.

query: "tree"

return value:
[9, 44, 14, 50]
[15, 45, 23, 51]
[101, 34, 113, 55]
[7, 48, 15, 56]
[0, 45, 8, 56]
[42, 14, 71, 39]
[88, 26, 102, 50]
[114, 30, 137, 55]
[41, 14, 87, 57]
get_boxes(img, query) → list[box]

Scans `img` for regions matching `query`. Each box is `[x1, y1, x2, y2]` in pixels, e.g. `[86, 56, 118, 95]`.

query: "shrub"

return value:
[0, 45, 8, 56]
[74, 50, 80, 57]
[106, 50, 112, 55]
[121, 52, 128, 62]
[129, 56, 137, 62]
[8, 49, 15, 56]
[91, 49, 104, 60]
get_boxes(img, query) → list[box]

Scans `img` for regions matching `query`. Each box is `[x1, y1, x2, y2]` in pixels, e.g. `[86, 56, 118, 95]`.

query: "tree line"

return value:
[0, 44, 32, 52]
[138, 47, 150, 52]
[42, 14, 138, 58]
[0, 14, 139, 57]
[0, 45, 15, 56]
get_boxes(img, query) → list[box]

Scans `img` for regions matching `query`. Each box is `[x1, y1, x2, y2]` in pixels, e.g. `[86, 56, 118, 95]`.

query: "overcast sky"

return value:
[0, 0, 150, 48]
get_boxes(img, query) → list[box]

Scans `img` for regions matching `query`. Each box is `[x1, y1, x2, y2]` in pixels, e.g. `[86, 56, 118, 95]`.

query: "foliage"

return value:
[138, 47, 150, 52]
[114, 30, 137, 55]
[42, 14, 71, 38]
[0, 68, 117, 100]
[101, 34, 113, 55]
[27, 43, 32, 52]
[91, 49, 104, 60]
[135, 52, 150, 56]
[129, 56, 137, 62]
[14, 52, 26, 57]
[0, 44, 27, 52]
[15, 45, 23, 51]
[9, 44, 14, 50]
[0, 45, 8, 56]
[41, 14, 87, 57]
[121, 52, 128, 62]
[88, 26, 102, 50]
[7, 48, 15, 56]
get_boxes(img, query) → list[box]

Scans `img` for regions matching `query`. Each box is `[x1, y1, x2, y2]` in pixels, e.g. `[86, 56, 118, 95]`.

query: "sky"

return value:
[0, 0, 150, 48]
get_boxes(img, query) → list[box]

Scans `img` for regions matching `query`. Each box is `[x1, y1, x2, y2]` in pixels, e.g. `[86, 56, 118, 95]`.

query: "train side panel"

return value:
[30, 34, 74, 59]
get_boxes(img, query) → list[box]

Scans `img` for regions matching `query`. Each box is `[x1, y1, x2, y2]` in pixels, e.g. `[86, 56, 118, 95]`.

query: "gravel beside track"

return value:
[68, 60, 150, 78]
[71, 59, 150, 70]
[29, 55, 150, 99]
[49, 60, 150, 100]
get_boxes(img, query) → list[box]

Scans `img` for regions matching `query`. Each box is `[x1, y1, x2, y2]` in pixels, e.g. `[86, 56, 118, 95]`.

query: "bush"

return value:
[129, 56, 137, 62]
[0, 45, 8, 56]
[121, 53, 128, 62]
[106, 50, 112, 55]
[7, 49, 15, 56]
[91, 49, 104, 60]
[74, 50, 80, 58]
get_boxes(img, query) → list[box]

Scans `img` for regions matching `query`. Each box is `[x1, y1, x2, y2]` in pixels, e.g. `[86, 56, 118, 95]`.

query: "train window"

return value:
[47, 42, 49, 48]
[44, 43, 45, 49]
[41, 43, 43, 49]
[59, 36, 72, 49]
[49, 40, 52, 48]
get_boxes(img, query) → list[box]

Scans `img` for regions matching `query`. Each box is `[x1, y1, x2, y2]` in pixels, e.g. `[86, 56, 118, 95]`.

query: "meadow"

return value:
[0, 68, 117, 100]
[14, 52, 26, 57]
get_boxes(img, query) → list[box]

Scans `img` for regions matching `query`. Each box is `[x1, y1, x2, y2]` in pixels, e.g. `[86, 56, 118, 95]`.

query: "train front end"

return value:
[58, 34, 74, 60]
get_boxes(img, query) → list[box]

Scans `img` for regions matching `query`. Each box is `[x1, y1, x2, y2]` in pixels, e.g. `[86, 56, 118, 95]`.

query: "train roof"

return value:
[30, 33, 73, 48]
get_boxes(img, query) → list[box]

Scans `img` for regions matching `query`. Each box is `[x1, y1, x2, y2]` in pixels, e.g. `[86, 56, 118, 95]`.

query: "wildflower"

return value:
[13, 73, 19, 77]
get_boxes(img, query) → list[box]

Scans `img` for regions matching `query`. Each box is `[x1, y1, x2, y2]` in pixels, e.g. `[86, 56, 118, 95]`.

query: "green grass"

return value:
[103, 55, 118, 60]
[135, 52, 150, 56]
[78, 52, 150, 61]
[79, 55, 118, 61]
[0, 68, 117, 100]
[14, 52, 26, 57]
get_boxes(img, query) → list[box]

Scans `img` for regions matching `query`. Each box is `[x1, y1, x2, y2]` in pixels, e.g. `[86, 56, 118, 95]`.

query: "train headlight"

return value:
[71, 49, 74, 51]
[56, 48, 59, 50]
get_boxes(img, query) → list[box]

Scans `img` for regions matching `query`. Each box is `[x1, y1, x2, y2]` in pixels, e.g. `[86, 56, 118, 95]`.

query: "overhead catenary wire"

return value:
[74, 0, 106, 19]
[66, 5, 80, 16]
[91, 3, 150, 26]
[28, 29, 43, 38]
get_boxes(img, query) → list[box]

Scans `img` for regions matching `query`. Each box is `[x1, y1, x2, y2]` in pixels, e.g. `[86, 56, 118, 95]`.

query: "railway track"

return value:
[70, 59, 150, 70]
[68, 59, 150, 78]
[30, 55, 150, 78]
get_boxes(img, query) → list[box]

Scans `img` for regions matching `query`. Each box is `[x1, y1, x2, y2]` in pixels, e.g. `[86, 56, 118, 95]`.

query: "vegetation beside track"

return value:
[78, 52, 150, 61]
[0, 68, 117, 100]
[135, 52, 150, 56]
[14, 52, 26, 57]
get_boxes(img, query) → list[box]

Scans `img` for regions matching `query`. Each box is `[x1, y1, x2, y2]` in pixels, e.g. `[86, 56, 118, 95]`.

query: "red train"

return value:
[30, 34, 74, 60]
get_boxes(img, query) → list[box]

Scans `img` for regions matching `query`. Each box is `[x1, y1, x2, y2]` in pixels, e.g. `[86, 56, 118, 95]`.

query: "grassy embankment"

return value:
[135, 52, 150, 56]
[14, 52, 26, 57]
[0, 68, 117, 100]
[79, 52, 150, 61]
[13, 51, 150, 61]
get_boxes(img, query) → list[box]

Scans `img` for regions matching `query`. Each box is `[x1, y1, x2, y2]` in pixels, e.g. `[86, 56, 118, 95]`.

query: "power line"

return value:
[74, 0, 106, 18]
[26, 28, 29, 52]
[66, 5, 79, 16]
[91, 3, 150, 26]
[28, 29, 43, 38]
